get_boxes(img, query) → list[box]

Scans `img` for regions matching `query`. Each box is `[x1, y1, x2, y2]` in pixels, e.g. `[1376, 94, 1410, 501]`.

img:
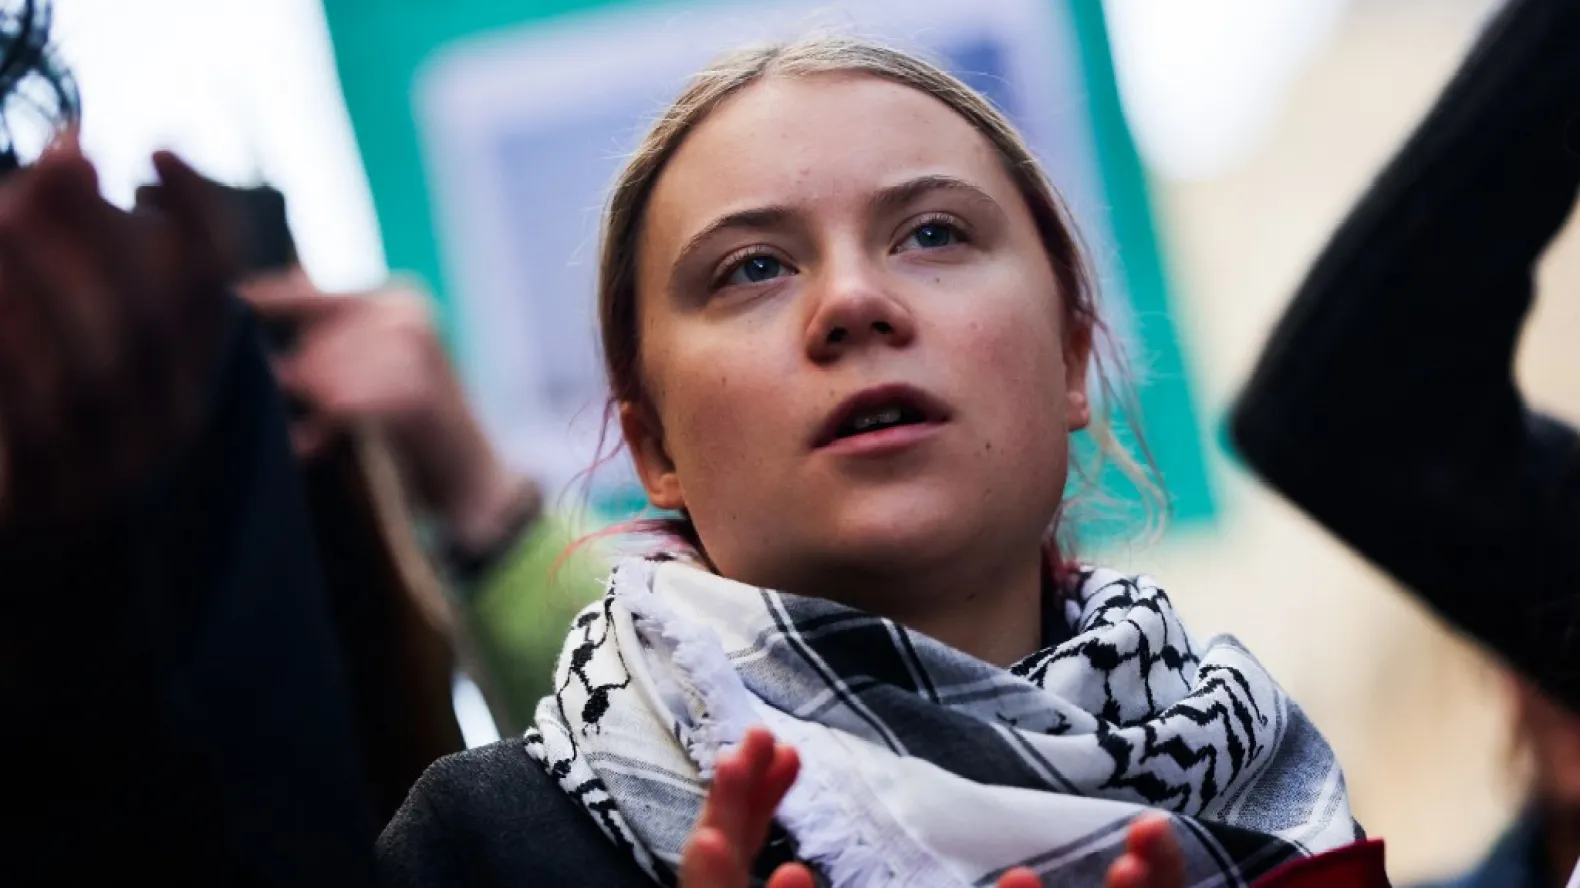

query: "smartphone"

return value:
[136, 178, 302, 355]
[215, 183, 301, 356]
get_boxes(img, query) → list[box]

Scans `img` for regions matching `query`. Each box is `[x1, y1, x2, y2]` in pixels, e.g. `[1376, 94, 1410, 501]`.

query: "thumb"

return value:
[1106, 814, 1185, 888]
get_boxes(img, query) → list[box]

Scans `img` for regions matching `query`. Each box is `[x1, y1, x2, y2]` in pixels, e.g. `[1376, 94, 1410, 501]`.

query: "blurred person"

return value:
[1229, 0, 1580, 732]
[210, 185, 471, 824]
[0, 0, 379, 881]
[377, 34, 1386, 888]
[0, 96, 590, 888]
[1230, 0, 1579, 883]
[0, 141, 382, 882]
[0, 11, 589, 879]
[236, 267, 604, 737]
[154, 168, 609, 777]
[1412, 679, 1580, 888]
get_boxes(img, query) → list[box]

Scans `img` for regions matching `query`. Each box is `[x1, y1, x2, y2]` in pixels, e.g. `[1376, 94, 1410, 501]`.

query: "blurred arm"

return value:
[1230, 0, 1580, 706]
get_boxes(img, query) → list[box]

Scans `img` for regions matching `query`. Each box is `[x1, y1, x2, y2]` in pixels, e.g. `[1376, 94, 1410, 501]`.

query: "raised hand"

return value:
[0, 137, 234, 527]
[681, 727, 813, 888]
[679, 727, 1185, 888]
[1106, 813, 1185, 888]
[237, 272, 533, 551]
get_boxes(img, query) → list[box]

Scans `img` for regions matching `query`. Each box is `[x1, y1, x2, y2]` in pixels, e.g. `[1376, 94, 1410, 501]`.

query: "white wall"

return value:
[52, 0, 386, 291]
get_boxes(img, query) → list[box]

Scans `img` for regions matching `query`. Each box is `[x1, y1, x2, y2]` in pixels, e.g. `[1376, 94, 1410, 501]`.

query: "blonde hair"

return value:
[594, 34, 1165, 560]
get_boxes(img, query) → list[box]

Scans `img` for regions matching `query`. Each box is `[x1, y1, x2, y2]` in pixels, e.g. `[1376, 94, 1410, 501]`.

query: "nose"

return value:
[804, 269, 916, 364]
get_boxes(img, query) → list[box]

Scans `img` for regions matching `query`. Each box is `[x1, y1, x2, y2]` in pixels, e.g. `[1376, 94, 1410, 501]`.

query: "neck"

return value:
[793, 546, 1048, 667]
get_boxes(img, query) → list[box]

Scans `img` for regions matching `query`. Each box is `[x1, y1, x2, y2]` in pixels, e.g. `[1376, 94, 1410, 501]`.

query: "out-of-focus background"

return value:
[52, 0, 1576, 882]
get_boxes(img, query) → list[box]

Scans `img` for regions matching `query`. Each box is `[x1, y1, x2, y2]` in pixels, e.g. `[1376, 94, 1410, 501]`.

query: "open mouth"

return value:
[834, 403, 929, 439]
[814, 384, 949, 448]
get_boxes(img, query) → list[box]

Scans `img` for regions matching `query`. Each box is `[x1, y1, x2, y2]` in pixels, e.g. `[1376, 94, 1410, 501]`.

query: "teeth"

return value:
[852, 407, 904, 432]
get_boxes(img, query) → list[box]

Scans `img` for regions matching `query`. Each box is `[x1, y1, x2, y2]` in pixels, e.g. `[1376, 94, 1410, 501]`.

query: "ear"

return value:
[619, 401, 686, 511]
[1063, 321, 1093, 432]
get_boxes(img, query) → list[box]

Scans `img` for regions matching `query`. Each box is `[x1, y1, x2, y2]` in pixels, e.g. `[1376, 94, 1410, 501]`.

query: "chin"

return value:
[812, 485, 990, 570]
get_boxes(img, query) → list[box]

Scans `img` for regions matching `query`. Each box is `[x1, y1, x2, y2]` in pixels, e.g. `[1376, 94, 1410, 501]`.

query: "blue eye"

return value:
[903, 221, 961, 250]
[726, 254, 788, 285]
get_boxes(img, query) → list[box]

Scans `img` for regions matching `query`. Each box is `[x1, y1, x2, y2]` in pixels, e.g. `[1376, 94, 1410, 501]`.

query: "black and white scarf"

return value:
[526, 558, 1359, 887]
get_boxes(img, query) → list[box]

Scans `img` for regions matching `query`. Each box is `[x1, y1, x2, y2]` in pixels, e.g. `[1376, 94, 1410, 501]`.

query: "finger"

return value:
[272, 327, 367, 419]
[996, 867, 1042, 888]
[273, 342, 357, 414]
[698, 728, 776, 855]
[757, 743, 800, 809]
[236, 270, 348, 323]
[689, 727, 778, 885]
[290, 414, 341, 460]
[765, 863, 818, 888]
[1126, 814, 1184, 888]
[380, 271, 435, 304]
[743, 743, 799, 854]
[730, 729, 779, 834]
[680, 826, 740, 888]
[1105, 855, 1147, 888]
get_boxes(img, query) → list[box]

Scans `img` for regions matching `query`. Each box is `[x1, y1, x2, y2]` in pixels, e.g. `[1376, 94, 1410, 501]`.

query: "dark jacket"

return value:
[377, 739, 654, 886]
[1230, 0, 1580, 710]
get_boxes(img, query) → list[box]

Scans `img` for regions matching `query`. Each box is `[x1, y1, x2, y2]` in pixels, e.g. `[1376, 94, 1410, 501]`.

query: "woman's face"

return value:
[624, 72, 1089, 595]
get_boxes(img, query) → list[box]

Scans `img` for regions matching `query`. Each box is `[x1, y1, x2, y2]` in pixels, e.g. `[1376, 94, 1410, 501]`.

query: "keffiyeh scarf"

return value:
[526, 558, 1359, 887]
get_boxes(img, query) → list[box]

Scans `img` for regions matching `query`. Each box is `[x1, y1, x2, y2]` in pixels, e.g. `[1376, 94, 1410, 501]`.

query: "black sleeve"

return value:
[376, 769, 470, 888]
[0, 303, 377, 885]
[377, 741, 653, 888]
[1230, 0, 1580, 706]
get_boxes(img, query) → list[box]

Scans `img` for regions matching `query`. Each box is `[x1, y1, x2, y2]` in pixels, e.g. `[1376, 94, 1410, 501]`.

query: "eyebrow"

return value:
[668, 174, 1000, 288]
[865, 174, 999, 219]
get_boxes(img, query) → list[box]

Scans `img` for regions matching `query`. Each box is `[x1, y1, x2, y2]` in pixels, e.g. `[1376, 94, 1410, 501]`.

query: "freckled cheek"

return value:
[950, 311, 1070, 463]
[657, 349, 792, 481]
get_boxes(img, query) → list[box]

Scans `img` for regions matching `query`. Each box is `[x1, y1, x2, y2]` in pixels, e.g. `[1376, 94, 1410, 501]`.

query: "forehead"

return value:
[643, 71, 1010, 234]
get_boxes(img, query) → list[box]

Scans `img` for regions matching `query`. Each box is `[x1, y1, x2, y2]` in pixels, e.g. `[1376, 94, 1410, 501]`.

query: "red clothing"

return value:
[1255, 840, 1390, 888]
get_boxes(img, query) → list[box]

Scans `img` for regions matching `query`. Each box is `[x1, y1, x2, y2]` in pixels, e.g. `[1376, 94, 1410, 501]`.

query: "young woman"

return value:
[380, 35, 1367, 888]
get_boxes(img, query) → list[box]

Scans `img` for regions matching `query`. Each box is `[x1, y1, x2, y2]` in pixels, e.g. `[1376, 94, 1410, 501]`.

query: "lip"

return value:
[812, 382, 952, 453]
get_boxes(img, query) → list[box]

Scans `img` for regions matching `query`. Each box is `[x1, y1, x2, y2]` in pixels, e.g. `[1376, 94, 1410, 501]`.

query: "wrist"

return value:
[440, 462, 541, 558]
[392, 381, 505, 522]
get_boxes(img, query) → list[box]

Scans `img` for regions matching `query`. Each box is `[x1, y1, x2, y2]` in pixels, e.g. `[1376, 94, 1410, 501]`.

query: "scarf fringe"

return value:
[615, 561, 899, 885]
